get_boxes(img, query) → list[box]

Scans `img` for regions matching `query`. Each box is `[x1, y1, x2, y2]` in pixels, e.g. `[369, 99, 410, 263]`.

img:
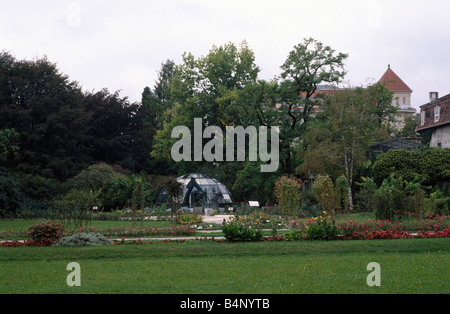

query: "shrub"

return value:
[305, 212, 340, 241]
[54, 232, 111, 246]
[0, 171, 23, 216]
[298, 189, 322, 218]
[355, 177, 377, 212]
[176, 213, 202, 225]
[62, 163, 126, 193]
[286, 212, 340, 241]
[28, 221, 64, 246]
[248, 210, 273, 224]
[16, 174, 59, 211]
[312, 175, 337, 221]
[372, 148, 450, 186]
[273, 174, 303, 217]
[374, 175, 423, 221]
[222, 216, 263, 242]
[335, 175, 349, 213]
[424, 190, 450, 217]
[52, 189, 96, 228]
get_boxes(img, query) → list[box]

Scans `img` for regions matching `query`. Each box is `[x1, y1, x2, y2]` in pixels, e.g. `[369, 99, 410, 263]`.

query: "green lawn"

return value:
[1, 238, 448, 294]
[0, 219, 176, 233]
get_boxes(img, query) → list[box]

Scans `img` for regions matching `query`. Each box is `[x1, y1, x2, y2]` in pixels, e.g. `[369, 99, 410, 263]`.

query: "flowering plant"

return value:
[304, 212, 340, 241]
[28, 221, 64, 246]
[222, 216, 263, 242]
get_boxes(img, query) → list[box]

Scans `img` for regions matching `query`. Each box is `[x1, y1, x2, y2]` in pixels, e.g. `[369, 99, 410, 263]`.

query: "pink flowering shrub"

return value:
[28, 221, 64, 246]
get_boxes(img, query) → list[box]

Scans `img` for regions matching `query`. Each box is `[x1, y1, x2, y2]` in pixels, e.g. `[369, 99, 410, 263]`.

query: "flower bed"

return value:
[66, 224, 197, 238]
[0, 224, 197, 246]
[1, 216, 448, 247]
[0, 239, 54, 247]
[287, 216, 450, 241]
[0, 229, 30, 240]
[337, 217, 449, 240]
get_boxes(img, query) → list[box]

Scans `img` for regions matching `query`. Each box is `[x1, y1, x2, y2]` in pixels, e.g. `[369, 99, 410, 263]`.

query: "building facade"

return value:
[416, 92, 450, 148]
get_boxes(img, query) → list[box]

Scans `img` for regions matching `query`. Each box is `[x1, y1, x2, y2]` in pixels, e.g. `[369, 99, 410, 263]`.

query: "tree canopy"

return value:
[1, 37, 437, 212]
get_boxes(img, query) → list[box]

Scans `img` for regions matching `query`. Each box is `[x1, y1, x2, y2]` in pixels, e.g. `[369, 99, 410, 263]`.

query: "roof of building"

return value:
[370, 138, 422, 153]
[416, 93, 450, 132]
[378, 66, 413, 92]
[155, 173, 235, 208]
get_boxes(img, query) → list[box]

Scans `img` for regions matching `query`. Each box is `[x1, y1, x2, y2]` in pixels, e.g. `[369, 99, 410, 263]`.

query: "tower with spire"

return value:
[378, 65, 416, 131]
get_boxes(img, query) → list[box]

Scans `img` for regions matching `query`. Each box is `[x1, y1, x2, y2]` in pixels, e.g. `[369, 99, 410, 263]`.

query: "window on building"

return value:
[403, 97, 406, 105]
[420, 110, 425, 125]
[434, 106, 441, 122]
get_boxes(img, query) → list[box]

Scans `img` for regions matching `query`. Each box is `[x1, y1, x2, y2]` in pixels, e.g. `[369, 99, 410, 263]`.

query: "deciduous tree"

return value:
[300, 85, 392, 209]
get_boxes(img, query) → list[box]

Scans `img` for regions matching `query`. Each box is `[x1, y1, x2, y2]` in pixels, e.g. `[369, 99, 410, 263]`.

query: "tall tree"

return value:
[151, 41, 260, 163]
[0, 128, 19, 163]
[232, 38, 348, 172]
[83, 88, 149, 172]
[299, 85, 392, 209]
[279, 37, 348, 170]
[0, 51, 91, 180]
[142, 60, 176, 152]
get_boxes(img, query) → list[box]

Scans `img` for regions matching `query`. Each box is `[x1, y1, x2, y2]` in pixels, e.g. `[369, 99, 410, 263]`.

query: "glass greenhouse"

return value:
[155, 173, 235, 214]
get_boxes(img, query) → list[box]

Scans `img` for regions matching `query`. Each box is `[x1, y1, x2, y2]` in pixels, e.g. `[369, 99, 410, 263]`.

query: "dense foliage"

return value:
[28, 221, 64, 246]
[0, 38, 448, 220]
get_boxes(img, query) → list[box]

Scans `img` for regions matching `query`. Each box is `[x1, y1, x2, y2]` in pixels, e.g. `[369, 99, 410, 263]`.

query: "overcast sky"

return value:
[1, 0, 449, 112]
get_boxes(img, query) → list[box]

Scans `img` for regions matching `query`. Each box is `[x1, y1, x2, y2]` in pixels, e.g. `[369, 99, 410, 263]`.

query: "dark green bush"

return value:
[373, 175, 423, 221]
[372, 148, 450, 186]
[305, 214, 340, 241]
[355, 177, 378, 212]
[222, 217, 263, 242]
[0, 171, 23, 216]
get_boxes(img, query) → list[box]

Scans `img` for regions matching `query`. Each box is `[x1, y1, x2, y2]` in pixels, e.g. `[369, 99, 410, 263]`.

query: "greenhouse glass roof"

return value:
[155, 173, 235, 209]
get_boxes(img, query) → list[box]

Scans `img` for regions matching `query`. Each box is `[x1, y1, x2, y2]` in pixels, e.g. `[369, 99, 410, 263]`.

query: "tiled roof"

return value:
[378, 66, 412, 92]
[416, 93, 450, 132]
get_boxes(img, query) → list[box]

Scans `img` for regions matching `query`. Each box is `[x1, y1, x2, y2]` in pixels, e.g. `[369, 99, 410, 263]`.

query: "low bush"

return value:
[248, 210, 273, 224]
[222, 216, 263, 242]
[287, 211, 340, 241]
[175, 213, 202, 225]
[373, 175, 423, 221]
[55, 233, 111, 246]
[28, 221, 64, 246]
[305, 213, 340, 241]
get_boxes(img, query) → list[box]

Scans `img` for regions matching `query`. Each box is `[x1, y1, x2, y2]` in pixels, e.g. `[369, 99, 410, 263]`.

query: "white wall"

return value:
[430, 125, 450, 148]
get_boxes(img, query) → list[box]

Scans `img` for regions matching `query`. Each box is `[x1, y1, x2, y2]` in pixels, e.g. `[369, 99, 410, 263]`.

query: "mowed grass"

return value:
[0, 219, 176, 233]
[1, 238, 448, 294]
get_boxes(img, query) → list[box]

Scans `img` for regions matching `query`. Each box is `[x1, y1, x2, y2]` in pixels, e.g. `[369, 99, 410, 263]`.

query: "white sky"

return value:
[1, 0, 449, 112]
